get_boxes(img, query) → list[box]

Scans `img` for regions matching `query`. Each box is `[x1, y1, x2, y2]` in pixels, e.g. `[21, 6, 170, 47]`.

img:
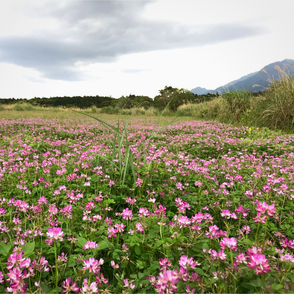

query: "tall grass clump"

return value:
[177, 98, 226, 120]
[101, 106, 120, 115]
[90, 105, 101, 113]
[76, 106, 177, 187]
[145, 107, 160, 116]
[239, 73, 294, 131]
[176, 103, 197, 117]
[12, 103, 36, 111]
[259, 73, 294, 131]
[220, 90, 251, 123]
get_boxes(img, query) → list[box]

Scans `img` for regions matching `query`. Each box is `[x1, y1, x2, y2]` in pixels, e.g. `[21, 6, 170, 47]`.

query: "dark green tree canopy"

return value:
[154, 86, 195, 111]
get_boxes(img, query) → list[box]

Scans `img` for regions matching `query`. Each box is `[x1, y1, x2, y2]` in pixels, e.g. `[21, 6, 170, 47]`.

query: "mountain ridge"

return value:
[191, 59, 294, 95]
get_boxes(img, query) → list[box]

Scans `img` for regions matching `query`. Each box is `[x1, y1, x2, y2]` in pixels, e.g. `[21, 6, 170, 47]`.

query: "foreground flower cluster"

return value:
[0, 117, 294, 293]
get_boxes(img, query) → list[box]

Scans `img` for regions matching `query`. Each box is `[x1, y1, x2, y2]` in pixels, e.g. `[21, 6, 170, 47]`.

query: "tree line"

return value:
[0, 87, 263, 111]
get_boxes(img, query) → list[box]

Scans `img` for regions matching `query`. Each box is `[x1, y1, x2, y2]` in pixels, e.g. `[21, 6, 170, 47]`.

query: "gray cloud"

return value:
[0, 1, 266, 81]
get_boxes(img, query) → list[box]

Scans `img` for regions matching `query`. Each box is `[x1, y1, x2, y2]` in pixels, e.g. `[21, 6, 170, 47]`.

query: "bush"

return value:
[119, 109, 132, 115]
[260, 75, 294, 130]
[12, 103, 36, 111]
[90, 105, 101, 113]
[176, 103, 196, 117]
[101, 106, 120, 115]
[221, 90, 251, 123]
[145, 107, 160, 116]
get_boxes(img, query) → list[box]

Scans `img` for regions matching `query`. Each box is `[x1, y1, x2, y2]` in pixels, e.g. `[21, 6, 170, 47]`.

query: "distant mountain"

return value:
[191, 59, 294, 95]
[190, 87, 213, 95]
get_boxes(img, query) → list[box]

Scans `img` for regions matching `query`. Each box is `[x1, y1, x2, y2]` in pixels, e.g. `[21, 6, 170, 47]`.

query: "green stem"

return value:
[255, 223, 260, 245]
[263, 217, 268, 247]
[54, 241, 58, 289]
[230, 249, 236, 292]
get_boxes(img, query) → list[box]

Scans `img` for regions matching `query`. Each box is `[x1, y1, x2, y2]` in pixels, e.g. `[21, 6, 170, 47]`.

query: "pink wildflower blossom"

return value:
[111, 260, 119, 269]
[83, 257, 100, 274]
[155, 270, 179, 294]
[248, 254, 271, 274]
[45, 227, 64, 245]
[84, 241, 99, 250]
[219, 237, 238, 251]
[80, 278, 98, 293]
[61, 277, 79, 293]
[121, 208, 133, 220]
[138, 207, 149, 218]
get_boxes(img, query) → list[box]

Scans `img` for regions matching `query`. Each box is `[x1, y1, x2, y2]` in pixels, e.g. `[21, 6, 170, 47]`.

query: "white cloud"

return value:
[0, 0, 293, 98]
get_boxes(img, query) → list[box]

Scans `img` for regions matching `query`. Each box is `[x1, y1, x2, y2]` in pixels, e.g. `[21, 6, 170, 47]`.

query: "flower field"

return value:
[0, 116, 294, 293]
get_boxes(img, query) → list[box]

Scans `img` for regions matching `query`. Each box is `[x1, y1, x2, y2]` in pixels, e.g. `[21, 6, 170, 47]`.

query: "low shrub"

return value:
[12, 103, 36, 111]
[101, 106, 120, 114]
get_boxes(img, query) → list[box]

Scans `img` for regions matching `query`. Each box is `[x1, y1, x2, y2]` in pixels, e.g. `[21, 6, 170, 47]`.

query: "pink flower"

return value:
[0, 271, 3, 284]
[221, 210, 231, 219]
[107, 227, 118, 238]
[95, 273, 109, 286]
[111, 260, 119, 269]
[186, 285, 196, 294]
[83, 257, 100, 274]
[81, 278, 98, 293]
[247, 246, 262, 256]
[280, 254, 294, 263]
[126, 197, 136, 205]
[38, 196, 47, 205]
[138, 207, 149, 218]
[195, 181, 203, 187]
[155, 270, 179, 294]
[58, 252, 68, 263]
[253, 214, 267, 224]
[84, 241, 99, 250]
[124, 279, 136, 289]
[45, 227, 64, 245]
[235, 253, 248, 264]
[7, 250, 30, 270]
[61, 277, 79, 293]
[219, 237, 238, 251]
[256, 201, 276, 216]
[241, 226, 251, 234]
[178, 255, 198, 269]
[159, 258, 172, 271]
[121, 208, 133, 220]
[114, 223, 125, 233]
[248, 254, 271, 274]
[31, 257, 49, 272]
[135, 222, 145, 233]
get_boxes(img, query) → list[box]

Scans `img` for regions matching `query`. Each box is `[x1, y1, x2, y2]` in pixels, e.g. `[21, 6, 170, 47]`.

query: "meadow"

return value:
[0, 109, 294, 294]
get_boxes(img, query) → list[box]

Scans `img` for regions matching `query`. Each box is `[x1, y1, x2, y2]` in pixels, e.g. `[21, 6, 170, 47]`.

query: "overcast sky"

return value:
[0, 0, 293, 99]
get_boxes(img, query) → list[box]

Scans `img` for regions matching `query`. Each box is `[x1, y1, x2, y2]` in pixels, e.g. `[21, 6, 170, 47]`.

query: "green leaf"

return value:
[21, 241, 35, 258]
[97, 239, 112, 251]
[0, 242, 11, 256]
[202, 243, 209, 250]
[138, 272, 145, 279]
[251, 278, 263, 287]
[40, 283, 51, 293]
[67, 255, 77, 268]
[195, 268, 205, 275]
[112, 251, 120, 260]
[49, 287, 62, 293]
[242, 239, 253, 245]
[135, 245, 141, 255]
[76, 237, 87, 248]
[154, 240, 162, 248]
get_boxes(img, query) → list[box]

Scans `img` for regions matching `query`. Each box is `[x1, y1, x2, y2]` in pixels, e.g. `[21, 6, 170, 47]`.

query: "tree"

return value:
[154, 86, 194, 111]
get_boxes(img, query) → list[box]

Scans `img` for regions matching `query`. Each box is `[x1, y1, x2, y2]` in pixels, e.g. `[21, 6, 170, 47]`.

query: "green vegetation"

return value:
[1, 75, 293, 132]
